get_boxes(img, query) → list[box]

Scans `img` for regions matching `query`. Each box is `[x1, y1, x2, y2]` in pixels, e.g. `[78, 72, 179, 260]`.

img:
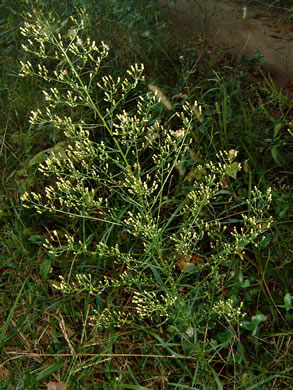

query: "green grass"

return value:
[0, 0, 292, 389]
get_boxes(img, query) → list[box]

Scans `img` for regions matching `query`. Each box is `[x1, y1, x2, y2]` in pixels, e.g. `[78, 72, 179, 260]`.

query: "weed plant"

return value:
[1, 0, 293, 389]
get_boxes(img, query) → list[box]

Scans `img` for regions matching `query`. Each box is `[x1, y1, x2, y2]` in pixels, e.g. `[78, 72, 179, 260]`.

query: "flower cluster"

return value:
[132, 290, 177, 320]
[213, 298, 246, 324]
[19, 7, 273, 334]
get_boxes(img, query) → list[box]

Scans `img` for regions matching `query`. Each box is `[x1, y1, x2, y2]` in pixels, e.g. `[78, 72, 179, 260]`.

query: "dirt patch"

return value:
[157, 0, 293, 93]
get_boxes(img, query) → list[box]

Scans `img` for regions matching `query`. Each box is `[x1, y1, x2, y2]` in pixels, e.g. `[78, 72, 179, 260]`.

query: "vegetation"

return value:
[0, 0, 292, 388]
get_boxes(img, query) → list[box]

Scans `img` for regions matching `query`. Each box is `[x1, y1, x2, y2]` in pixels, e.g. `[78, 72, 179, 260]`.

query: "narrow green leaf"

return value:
[271, 146, 279, 164]
[0, 278, 27, 348]
[36, 360, 64, 382]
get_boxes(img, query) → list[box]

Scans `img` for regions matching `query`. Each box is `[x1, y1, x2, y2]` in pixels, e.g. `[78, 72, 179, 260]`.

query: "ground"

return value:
[158, 0, 293, 94]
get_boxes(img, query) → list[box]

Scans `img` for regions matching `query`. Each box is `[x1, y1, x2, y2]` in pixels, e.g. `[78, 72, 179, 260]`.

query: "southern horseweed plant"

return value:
[20, 8, 272, 330]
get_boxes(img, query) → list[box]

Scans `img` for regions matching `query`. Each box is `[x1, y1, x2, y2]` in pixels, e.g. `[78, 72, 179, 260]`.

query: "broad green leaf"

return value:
[28, 142, 67, 168]
[184, 166, 206, 182]
[259, 234, 272, 248]
[40, 258, 52, 280]
[252, 314, 267, 324]
[225, 161, 239, 179]
[284, 293, 292, 310]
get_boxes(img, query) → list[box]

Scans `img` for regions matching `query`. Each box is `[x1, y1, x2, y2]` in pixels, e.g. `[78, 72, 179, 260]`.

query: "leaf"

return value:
[40, 258, 52, 280]
[242, 159, 250, 173]
[28, 234, 45, 244]
[216, 327, 234, 345]
[273, 123, 282, 138]
[149, 266, 164, 287]
[181, 335, 195, 356]
[210, 366, 224, 390]
[251, 314, 267, 324]
[0, 279, 27, 346]
[271, 146, 280, 164]
[65, 27, 77, 39]
[183, 166, 206, 182]
[225, 161, 239, 179]
[284, 293, 292, 310]
[259, 234, 272, 248]
[278, 204, 289, 219]
[51, 143, 68, 161]
[239, 278, 251, 288]
[36, 360, 64, 382]
[27, 142, 68, 168]
[24, 373, 37, 387]
[215, 189, 232, 196]
[240, 321, 255, 331]
[27, 149, 50, 168]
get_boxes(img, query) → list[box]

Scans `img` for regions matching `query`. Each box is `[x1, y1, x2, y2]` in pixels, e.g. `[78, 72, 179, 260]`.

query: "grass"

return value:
[0, 0, 292, 389]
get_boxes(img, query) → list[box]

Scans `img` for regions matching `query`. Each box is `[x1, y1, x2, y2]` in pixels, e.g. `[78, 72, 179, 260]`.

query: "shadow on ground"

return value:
[158, 0, 293, 95]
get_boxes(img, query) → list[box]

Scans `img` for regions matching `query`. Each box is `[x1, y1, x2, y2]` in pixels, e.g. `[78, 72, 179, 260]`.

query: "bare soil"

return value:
[157, 0, 293, 94]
